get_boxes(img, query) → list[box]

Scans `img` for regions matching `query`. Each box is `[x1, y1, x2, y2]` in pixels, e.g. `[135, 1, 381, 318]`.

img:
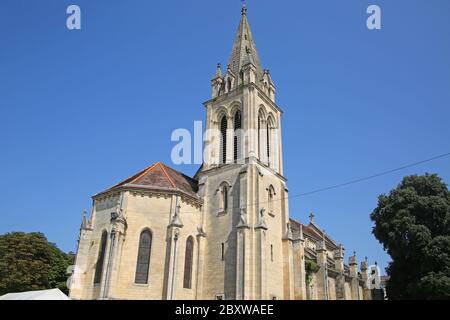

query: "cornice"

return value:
[203, 83, 283, 115]
[93, 185, 203, 208]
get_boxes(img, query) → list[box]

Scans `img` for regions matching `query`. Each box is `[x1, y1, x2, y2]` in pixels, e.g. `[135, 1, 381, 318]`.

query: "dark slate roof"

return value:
[97, 162, 199, 199]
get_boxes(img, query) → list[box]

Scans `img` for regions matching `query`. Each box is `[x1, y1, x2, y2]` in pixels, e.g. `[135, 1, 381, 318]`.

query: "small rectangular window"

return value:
[221, 243, 225, 261]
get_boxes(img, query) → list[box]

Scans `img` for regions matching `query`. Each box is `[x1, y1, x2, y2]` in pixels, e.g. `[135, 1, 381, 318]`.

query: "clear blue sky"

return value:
[1, 0, 449, 274]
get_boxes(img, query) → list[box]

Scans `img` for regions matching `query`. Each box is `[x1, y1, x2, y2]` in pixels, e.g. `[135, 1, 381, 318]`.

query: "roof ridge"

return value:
[96, 161, 200, 199]
[157, 162, 177, 189]
[128, 162, 159, 184]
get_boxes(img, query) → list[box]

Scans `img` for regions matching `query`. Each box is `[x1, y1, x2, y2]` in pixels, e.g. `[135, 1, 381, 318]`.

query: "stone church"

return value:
[70, 6, 372, 300]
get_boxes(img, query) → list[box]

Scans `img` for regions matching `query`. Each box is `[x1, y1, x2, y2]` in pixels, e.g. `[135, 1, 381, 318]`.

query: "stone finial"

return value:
[241, 1, 247, 16]
[361, 257, 369, 271]
[197, 225, 206, 237]
[349, 252, 357, 266]
[173, 228, 180, 241]
[170, 200, 183, 227]
[215, 63, 222, 77]
[334, 244, 344, 259]
[285, 222, 293, 240]
[170, 214, 183, 227]
[81, 209, 90, 229]
[299, 224, 304, 241]
[256, 208, 267, 230]
[317, 239, 326, 252]
[237, 207, 249, 228]
[110, 211, 119, 221]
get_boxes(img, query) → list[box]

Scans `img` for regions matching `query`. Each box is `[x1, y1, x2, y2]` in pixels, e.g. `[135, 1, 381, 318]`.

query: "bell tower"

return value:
[195, 4, 293, 300]
[203, 4, 282, 172]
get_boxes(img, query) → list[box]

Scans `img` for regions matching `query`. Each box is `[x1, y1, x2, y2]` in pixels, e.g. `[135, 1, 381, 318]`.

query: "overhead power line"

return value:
[208, 151, 450, 213]
[293, 151, 450, 198]
[90, 151, 450, 216]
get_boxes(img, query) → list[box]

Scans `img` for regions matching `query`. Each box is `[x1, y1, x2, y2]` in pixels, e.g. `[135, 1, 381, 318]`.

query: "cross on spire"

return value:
[241, 0, 247, 15]
[309, 212, 315, 223]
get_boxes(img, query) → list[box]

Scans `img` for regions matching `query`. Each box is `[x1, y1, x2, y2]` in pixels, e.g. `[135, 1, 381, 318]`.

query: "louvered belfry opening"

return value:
[234, 111, 242, 162]
[183, 237, 194, 289]
[135, 230, 152, 284]
[266, 122, 270, 163]
[258, 114, 262, 159]
[93, 231, 108, 284]
[220, 115, 227, 164]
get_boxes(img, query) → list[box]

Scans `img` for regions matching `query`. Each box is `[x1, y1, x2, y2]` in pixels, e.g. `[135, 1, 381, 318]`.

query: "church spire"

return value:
[227, 4, 263, 84]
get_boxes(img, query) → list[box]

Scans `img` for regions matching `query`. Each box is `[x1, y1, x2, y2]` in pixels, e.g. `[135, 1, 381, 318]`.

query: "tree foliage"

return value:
[371, 174, 450, 299]
[305, 259, 320, 286]
[0, 232, 74, 295]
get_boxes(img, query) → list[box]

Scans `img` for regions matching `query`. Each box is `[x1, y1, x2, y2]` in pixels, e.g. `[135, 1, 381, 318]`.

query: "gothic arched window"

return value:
[221, 185, 229, 212]
[227, 78, 232, 92]
[220, 115, 227, 164]
[233, 110, 242, 162]
[135, 229, 152, 284]
[183, 236, 194, 289]
[94, 231, 108, 284]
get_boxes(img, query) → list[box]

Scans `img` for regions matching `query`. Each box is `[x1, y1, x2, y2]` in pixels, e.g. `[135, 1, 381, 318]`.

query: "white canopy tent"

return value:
[0, 288, 70, 300]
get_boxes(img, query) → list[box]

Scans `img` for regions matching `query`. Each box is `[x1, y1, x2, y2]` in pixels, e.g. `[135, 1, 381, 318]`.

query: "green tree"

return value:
[0, 232, 74, 295]
[371, 174, 450, 300]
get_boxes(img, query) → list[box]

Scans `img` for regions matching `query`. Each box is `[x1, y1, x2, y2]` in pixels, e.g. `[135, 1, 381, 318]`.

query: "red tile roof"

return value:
[96, 162, 199, 199]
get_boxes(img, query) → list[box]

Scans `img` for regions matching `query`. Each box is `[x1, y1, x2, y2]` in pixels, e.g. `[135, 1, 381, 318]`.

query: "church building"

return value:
[69, 5, 372, 300]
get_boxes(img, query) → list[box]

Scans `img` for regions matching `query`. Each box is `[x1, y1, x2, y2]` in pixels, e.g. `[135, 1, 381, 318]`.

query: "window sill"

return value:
[133, 283, 150, 287]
